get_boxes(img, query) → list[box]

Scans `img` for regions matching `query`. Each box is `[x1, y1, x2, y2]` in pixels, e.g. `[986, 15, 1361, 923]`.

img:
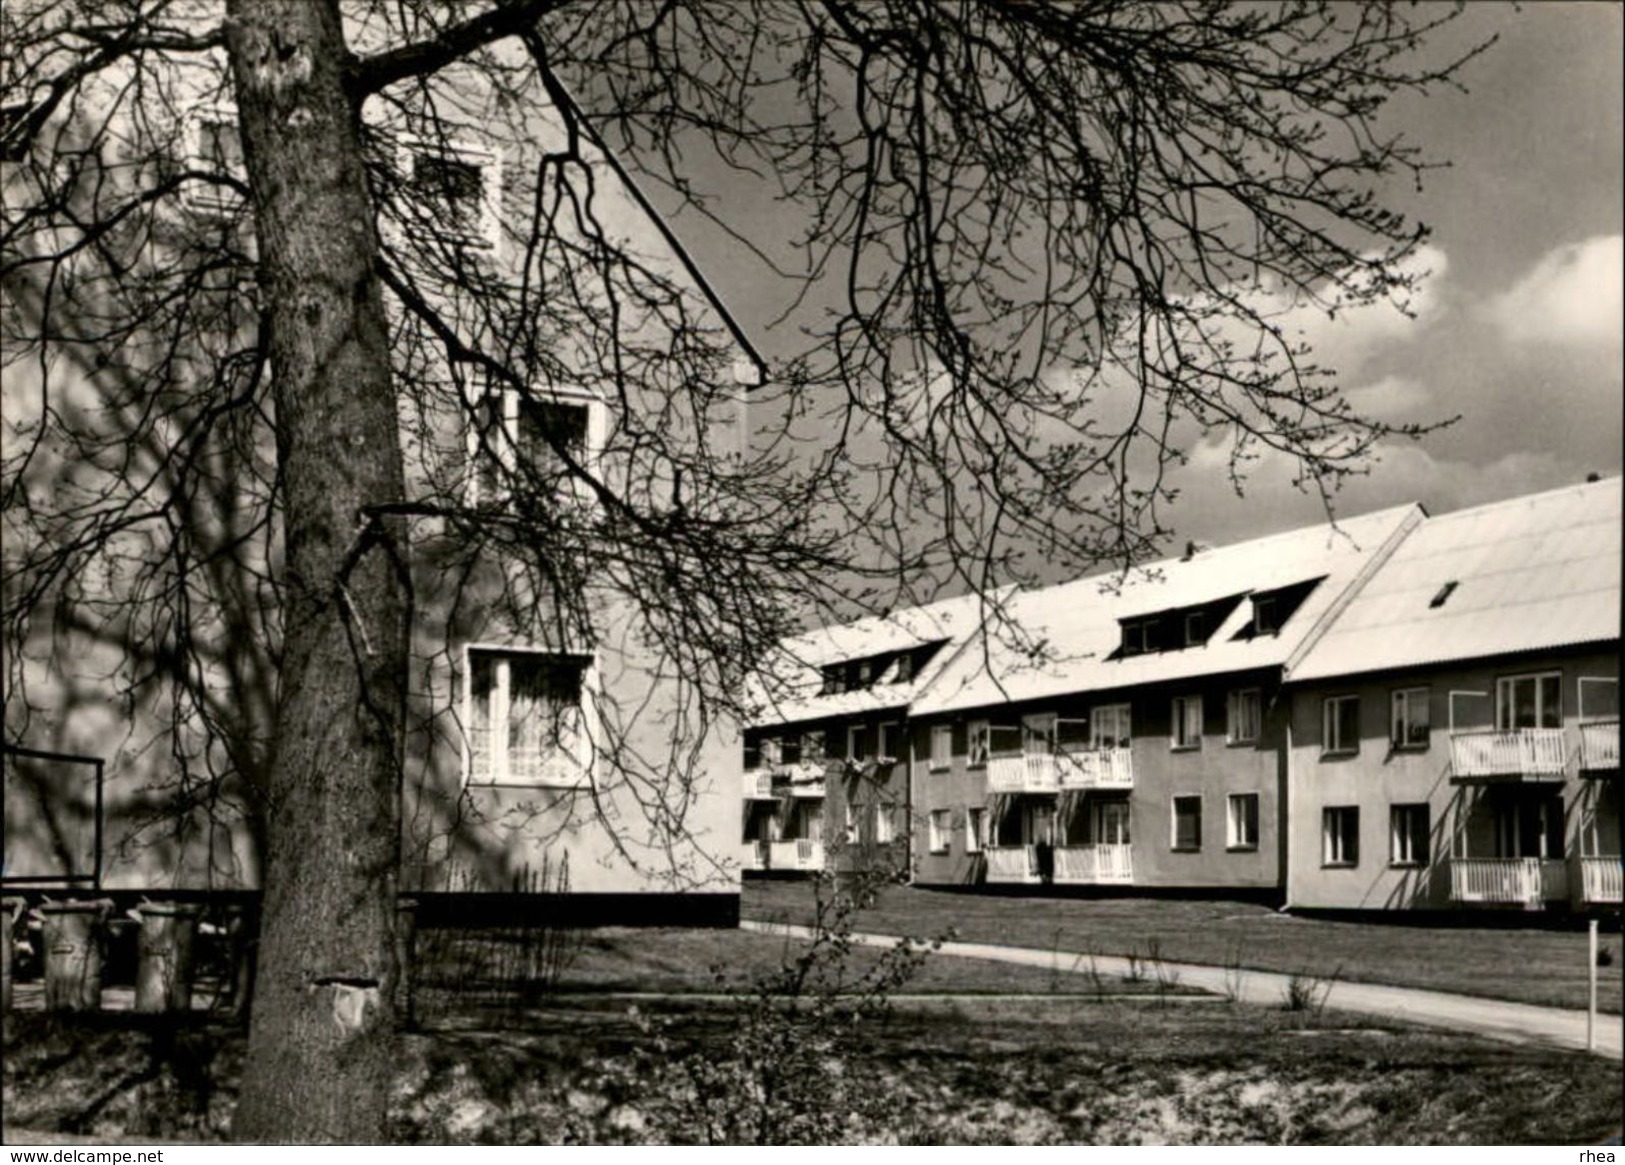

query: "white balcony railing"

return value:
[781, 762, 827, 798]
[1448, 729, 1567, 779]
[1580, 720, 1620, 771]
[984, 844, 1042, 883]
[985, 753, 1059, 794]
[1056, 747, 1134, 790]
[1578, 856, 1623, 904]
[1053, 843, 1134, 885]
[743, 769, 776, 800]
[1450, 857, 1568, 906]
[741, 840, 770, 870]
[769, 839, 824, 870]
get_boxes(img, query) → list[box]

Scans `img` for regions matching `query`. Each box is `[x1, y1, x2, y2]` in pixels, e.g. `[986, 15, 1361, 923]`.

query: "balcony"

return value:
[769, 838, 824, 871]
[1577, 856, 1623, 905]
[1056, 747, 1134, 791]
[780, 762, 827, 798]
[1053, 843, 1133, 885]
[984, 844, 1044, 884]
[1580, 720, 1620, 773]
[740, 840, 770, 871]
[1450, 857, 1569, 907]
[1448, 729, 1567, 781]
[742, 769, 776, 800]
[985, 753, 1059, 795]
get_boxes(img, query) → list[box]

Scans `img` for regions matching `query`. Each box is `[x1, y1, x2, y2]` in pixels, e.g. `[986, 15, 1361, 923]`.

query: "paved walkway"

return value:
[740, 919, 1623, 1060]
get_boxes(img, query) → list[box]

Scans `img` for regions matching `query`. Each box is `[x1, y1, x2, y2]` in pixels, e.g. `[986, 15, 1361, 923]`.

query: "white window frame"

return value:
[927, 809, 951, 854]
[1171, 795, 1202, 851]
[462, 644, 595, 788]
[1390, 687, 1431, 750]
[1389, 803, 1430, 867]
[929, 724, 953, 771]
[843, 801, 860, 844]
[1170, 695, 1203, 750]
[1495, 671, 1563, 730]
[1252, 595, 1279, 636]
[1226, 689, 1261, 745]
[877, 721, 901, 763]
[874, 802, 896, 845]
[846, 723, 868, 762]
[1226, 793, 1259, 851]
[399, 135, 503, 253]
[966, 720, 991, 767]
[965, 806, 984, 854]
[1322, 806, 1359, 867]
[1090, 704, 1131, 750]
[1322, 694, 1360, 757]
[181, 104, 246, 216]
[468, 380, 605, 509]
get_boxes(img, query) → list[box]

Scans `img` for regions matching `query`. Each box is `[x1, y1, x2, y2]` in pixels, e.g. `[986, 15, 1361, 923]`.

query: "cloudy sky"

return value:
[677, 2, 1622, 554]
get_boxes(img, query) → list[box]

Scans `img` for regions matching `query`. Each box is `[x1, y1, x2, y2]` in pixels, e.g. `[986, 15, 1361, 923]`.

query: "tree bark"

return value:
[225, 0, 407, 1143]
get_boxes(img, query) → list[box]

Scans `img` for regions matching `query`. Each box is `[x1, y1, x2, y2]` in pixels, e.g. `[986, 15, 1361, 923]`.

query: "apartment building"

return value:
[909, 505, 1423, 894]
[3, 21, 756, 922]
[740, 592, 1005, 876]
[1286, 478, 1621, 914]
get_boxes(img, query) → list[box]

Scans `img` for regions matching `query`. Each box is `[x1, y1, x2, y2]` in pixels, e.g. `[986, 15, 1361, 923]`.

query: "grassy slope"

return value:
[743, 880, 1625, 1013]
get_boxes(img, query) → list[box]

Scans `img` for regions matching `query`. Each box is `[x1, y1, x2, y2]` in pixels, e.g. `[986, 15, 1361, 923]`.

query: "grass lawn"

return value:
[743, 879, 1625, 1013]
[6, 987, 1621, 1145]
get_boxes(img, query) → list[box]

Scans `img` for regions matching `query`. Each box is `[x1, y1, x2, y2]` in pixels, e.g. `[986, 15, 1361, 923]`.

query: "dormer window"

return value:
[1184, 612, 1206, 647]
[1122, 618, 1158, 656]
[1252, 596, 1278, 636]
[1233, 578, 1324, 642]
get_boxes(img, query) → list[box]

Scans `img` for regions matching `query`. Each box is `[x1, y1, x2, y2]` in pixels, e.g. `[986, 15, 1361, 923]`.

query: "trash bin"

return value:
[136, 901, 202, 1014]
[1, 897, 23, 1013]
[40, 900, 112, 1012]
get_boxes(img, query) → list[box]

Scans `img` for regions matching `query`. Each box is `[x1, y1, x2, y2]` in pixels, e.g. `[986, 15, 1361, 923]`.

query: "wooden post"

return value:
[0, 898, 22, 1013]
[1588, 917, 1598, 1053]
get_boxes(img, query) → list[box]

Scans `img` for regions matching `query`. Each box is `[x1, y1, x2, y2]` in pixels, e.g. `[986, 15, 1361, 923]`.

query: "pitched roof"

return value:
[745, 589, 1015, 728]
[911, 504, 1422, 717]
[1289, 477, 1622, 682]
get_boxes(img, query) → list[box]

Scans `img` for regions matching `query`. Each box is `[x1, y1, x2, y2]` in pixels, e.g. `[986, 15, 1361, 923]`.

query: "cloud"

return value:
[1483, 235, 1624, 347]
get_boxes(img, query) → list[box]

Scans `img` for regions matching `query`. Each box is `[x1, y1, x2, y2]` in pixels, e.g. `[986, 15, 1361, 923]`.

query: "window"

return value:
[1226, 793, 1259, 851]
[1235, 579, 1324, 642]
[1226, 689, 1261, 744]
[1390, 688, 1431, 750]
[1322, 695, 1360, 756]
[847, 724, 869, 762]
[874, 802, 897, 844]
[182, 107, 245, 215]
[843, 802, 860, 844]
[470, 382, 600, 508]
[466, 648, 591, 786]
[929, 724, 953, 770]
[1184, 612, 1206, 647]
[965, 807, 985, 853]
[1252, 596, 1278, 635]
[743, 738, 762, 771]
[1171, 695, 1203, 749]
[778, 735, 802, 766]
[1496, 672, 1562, 730]
[1390, 804, 1429, 866]
[1091, 704, 1131, 750]
[1172, 796, 1202, 851]
[877, 722, 901, 763]
[892, 653, 915, 684]
[928, 809, 951, 853]
[1322, 807, 1359, 866]
[405, 139, 501, 251]
[1022, 713, 1057, 756]
[967, 720, 991, 767]
[801, 731, 827, 764]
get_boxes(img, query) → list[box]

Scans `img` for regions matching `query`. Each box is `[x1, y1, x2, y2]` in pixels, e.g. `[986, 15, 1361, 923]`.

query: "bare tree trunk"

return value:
[225, 0, 406, 1143]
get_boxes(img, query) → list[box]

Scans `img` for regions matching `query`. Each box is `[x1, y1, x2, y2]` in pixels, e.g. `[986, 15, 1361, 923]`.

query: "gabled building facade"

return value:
[908, 506, 1423, 895]
[740, 592, 1005, 876]
[1285, 478, 1621, 914]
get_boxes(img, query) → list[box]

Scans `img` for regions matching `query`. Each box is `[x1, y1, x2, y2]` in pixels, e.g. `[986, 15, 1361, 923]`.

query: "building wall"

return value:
[910, 669, 1287, 893]
[1286, 646, 1620, 911]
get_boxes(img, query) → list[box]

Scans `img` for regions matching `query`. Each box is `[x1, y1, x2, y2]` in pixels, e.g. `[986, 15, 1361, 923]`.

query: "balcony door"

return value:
[1023, 713, 1057, 755]
[1492, 790, 1564, 859]
[1091, 799, 1131, 846]
[1091, 704, 1131, 750]
[1496, 672, 1561, 730]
